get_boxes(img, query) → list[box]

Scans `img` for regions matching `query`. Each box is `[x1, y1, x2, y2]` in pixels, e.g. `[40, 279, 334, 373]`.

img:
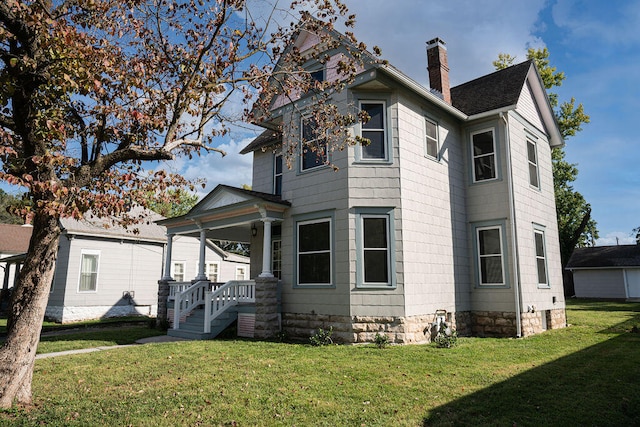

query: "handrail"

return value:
[173, 280, 209, 330]
[204, 280, 256, 333]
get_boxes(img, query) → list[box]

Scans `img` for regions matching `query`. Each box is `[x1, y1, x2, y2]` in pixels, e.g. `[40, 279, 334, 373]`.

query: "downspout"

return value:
[501, 112, 522, 337]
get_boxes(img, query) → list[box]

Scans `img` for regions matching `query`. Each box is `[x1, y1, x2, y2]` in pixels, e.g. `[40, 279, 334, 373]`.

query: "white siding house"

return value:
[0, 209, 249, 323]
[158, 28, 567, 342]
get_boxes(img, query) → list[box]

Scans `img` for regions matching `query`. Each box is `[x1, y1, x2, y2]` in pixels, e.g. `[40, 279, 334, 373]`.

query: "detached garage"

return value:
[566, 245, 640, 300]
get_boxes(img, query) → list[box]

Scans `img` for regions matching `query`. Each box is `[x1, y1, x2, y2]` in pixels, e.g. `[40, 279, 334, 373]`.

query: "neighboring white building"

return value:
[567, 245, 640, 300]
[158, 28, 568, 343]
[0, 209, 249, 323]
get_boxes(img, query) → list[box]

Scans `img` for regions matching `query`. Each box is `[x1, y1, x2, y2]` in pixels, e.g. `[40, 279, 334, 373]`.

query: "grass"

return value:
[0, 300, 639, 426]
[0, 316, 165, 354]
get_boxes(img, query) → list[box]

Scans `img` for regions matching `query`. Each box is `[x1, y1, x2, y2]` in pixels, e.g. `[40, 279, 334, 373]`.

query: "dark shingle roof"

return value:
[451, 60, 532, 116]
[240, 129, 281, 154]
[566, 245, 640, 269]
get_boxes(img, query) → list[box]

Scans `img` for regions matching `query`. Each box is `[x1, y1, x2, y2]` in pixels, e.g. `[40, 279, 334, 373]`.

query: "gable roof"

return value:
[450, 60, 532, 116]
[566, 245, 640, 269]
[60, 206, 167, 243]
[0, 224, 32, 254]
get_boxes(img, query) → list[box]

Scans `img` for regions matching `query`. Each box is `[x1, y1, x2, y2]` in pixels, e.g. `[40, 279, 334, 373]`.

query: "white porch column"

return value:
[161, 234, 174, 281]
[259, 218, 274, 278]
[196, 228, 208, 280]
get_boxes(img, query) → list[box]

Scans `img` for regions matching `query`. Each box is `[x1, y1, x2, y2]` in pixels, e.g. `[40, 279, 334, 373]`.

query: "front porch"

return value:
[156, 185, 290, 340]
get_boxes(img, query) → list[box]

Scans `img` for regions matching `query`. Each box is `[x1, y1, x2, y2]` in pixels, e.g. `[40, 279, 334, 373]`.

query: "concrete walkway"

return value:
[35, 334, 188, 360]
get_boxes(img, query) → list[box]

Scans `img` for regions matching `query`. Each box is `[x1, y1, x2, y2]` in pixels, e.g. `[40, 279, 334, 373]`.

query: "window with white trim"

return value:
[472, 129, 497, 182]
[360, 214, 391, 286]
[425, 117, 439, 159]
[235, 266, 247, 280]
[527, 139, 540, 189]
[360, 102, 387, 160]
[476, 226, 505, 285]
[534, 229, 548, 286]
[274, 154, 283, 196]
[297, 218, 332, 285]
[300, 116, 327, 171]
[206, 262, 219, 282]
[172, 261, 186, 282]
[78, 250, 100, 292]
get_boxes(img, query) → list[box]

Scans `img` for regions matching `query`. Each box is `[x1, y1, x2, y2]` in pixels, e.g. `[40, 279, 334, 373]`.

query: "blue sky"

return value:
[3, 1, 638, 246]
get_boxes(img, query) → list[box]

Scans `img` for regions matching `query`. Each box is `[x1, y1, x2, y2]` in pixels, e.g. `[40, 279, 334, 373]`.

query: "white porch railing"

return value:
[168, 282, 192, 301]
[173, 280, 210, 330]
[204, 280, 256, 333]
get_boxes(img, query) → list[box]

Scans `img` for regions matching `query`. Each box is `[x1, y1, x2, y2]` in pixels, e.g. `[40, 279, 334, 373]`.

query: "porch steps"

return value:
[167, 307, 239, 340]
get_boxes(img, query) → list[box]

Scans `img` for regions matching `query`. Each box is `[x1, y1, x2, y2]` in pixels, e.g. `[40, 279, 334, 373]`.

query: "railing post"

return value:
[204, 291, 212, 334]
[173, 291, 181, 330]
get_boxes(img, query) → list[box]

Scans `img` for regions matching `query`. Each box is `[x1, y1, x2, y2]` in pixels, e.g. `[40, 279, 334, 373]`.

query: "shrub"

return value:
[309, 327, 334, 346]
[433, 324, 457, 348]
[374, 333, 390, 349]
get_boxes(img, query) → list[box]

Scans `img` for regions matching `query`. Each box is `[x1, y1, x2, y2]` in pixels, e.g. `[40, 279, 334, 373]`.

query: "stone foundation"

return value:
[45, 304, 156, 323]
[283, 311, 465, 344]
[282, 307, 567, 343]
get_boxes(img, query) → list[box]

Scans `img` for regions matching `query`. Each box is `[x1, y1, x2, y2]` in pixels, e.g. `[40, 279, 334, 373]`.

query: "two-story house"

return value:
[158, 27, 566, 343]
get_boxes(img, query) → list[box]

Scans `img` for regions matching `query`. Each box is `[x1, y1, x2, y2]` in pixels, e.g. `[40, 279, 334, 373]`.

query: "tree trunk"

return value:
[0, 212, 61, 408]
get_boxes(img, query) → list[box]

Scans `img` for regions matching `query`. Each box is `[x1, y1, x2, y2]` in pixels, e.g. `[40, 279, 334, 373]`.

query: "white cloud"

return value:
[162, 136, 254, 198]
[596, 231, 636, 246]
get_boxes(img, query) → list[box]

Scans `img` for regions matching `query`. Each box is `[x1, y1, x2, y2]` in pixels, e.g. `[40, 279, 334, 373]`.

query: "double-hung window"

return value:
[472, 129, 497, 182]
[425, 117, 439, 159]
[274, 154, 283, 196]
[527, 139, 540, 189]
[360, 102, 387, 160]
[172, 261, 186, 282]
[235, 266, 247, 280]
[206, 262, 219, 282]
[534, 229, 548, 286]
[79, 250, 100, 292]
[301, 116, 328, 171]
[359, 214, 393, 286]
[476, 226, 505, 286]
[297, 218, 332, 285]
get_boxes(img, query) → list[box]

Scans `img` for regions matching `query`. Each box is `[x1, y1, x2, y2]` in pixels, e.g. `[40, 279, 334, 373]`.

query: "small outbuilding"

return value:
[566, 245, 640, 300]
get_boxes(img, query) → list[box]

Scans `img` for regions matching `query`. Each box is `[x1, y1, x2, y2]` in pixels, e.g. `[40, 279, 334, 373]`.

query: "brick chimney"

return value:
[426, 38, 451, 104]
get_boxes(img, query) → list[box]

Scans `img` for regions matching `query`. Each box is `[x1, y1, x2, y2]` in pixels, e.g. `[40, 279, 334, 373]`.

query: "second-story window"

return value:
[527, 139, 540, 189]
[274, 154, 283, 196]
[425, 117, 439, 159]
[471, 129, 497, 182]
[301, 116, 328, 171]
[361, 102, 387, 160]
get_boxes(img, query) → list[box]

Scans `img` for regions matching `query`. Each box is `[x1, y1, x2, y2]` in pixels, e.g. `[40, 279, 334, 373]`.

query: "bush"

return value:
[433, 324, 457, 348]
[309, 327, 334, 346]
[374, 333, 390, 349]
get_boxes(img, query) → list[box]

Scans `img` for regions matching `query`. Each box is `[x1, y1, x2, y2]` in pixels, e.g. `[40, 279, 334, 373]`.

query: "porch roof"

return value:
[156, 185, 290, 243]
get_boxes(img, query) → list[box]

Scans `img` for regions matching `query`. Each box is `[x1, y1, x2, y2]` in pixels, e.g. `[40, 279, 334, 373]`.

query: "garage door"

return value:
[626, 269, 640, 299]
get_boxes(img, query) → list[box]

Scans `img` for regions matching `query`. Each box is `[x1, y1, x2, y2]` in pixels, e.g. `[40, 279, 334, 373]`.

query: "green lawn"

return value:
[1, 300, 639, 426]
